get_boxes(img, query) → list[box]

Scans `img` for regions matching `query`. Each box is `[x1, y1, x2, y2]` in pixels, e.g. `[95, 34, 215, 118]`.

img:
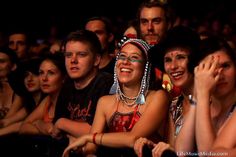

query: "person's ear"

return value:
[94, 54, 101, 67]
[108, 33, 114, 43]
[11, 63, 17, 71]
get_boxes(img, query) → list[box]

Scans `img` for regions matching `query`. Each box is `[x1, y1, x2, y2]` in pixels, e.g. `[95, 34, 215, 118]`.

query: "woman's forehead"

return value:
[210, 50, 231, 61]
[121, 44, 143, 54]
[165, 49, 189, 57]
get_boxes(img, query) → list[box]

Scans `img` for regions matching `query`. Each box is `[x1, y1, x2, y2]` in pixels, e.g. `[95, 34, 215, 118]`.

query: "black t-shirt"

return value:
[54, 72, 113, 125]
[100, 58, 116, 74]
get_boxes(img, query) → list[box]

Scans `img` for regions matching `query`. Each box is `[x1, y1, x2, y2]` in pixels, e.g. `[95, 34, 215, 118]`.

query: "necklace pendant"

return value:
[136, 94, 145, 105]
[109, 82, 117, 94]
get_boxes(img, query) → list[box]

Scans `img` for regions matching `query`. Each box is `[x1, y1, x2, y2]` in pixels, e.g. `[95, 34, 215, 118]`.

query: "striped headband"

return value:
[118, 36, 151, 59]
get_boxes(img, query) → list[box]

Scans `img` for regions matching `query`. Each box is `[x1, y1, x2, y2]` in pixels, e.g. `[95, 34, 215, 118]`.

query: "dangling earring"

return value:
[136, 62, 150, 105]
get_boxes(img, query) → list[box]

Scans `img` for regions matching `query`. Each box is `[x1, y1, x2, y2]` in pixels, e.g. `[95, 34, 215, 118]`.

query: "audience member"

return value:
[133, 26, 201, 157]
[0, 57, 44, 135]
[194, 36, 236, 156]
[136, 0, 180, 97]
[85, 16, 116, 74]
[137, 0, 174, 45]
[18, 53, 67, 157]
[8, 31, 30, 60]
[0, 46, 23, 119]
[123, 19, 140, 39]
[51, 30, 113, 140]
[20, 53, 66, 135]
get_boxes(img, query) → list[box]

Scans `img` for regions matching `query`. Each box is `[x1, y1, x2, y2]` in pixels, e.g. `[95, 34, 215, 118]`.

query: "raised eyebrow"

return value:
[48, 69, 56, 73]
[164, 55, 171, 58]
[45, 68, 58, 74]
[65, 51, 88, 54]
[219, 61, 232, 65]
[64, 51, 72, 54]
[164, 56, 172, 60]
[17, 41, 25, 44]
[176, 53, 188, 57]
[165, 53, 188, 57]
[131, 52, 142, 56]
[140, 18, 148, 21]
[152, 17, 163, 21]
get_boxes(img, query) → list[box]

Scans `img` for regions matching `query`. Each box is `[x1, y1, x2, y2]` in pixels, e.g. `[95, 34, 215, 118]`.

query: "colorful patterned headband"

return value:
[117, 36, 151, 60]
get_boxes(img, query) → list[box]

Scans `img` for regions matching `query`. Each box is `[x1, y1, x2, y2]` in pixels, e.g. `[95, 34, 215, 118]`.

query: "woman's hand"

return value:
[194, 55, 221, 96]
[50, 118, 67, 139]
[33, 120, 53, 135]
[50, 124, 62, 139]
[62, 135, 88, 157]
[152, 142, 174, 157]
[134, 137, 155, 157]
[0, 118, 9, 128]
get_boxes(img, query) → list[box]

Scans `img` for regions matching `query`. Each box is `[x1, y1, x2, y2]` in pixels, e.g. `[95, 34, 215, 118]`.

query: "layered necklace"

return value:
[118, 89, 139, 107]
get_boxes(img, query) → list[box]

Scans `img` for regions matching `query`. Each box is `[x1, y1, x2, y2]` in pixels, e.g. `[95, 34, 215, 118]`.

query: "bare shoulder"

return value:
[97, 94, 116, 103]
[36, 96, 49, 109]
[146, 89, 170, 101]
[97, 94, 117, 110]
[144, 90, 171, 111]
[41, 96, 50, 105]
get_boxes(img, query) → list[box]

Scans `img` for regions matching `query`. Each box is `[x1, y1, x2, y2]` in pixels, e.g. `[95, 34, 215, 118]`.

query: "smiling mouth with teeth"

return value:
[171, 72, 183, 77]
[121, 68, 132, 72]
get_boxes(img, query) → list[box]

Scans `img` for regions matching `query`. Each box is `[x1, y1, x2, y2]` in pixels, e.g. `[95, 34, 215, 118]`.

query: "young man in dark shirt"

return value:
[53, 30, 113, 139]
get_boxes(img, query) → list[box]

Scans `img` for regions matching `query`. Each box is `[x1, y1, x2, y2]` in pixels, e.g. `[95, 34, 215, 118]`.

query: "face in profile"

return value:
[164, 49, 193, 89]
[0, 52, 15, 79]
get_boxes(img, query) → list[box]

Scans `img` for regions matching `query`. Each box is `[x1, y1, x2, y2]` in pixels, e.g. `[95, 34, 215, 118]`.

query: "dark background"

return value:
[0, 0, 235, 36]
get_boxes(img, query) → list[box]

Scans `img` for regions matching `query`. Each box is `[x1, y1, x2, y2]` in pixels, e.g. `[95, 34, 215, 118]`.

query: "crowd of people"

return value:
[0, 0, 236, 157]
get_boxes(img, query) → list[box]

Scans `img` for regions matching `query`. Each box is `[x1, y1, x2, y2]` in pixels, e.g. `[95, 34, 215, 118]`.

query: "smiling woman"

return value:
[133, 26, 202, 157]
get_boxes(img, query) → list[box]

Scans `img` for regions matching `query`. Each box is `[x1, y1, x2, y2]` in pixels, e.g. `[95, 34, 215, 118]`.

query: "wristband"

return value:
[93, 132, 98, 144]
[100, 133, 104, 145]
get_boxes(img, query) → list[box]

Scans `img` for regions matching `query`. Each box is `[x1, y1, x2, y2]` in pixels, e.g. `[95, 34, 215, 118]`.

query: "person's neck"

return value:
[121, 83, 141, 98]
[180, 83, 194, 114]
[182, 84, 193, 99]
[74, 68, 98, 90]
[49, 90, 60, 107]
[99, 51, 113, 69]
[0, 77, 8, 82]
[32, 91, 43, 105]
[212, 90, 236, 112]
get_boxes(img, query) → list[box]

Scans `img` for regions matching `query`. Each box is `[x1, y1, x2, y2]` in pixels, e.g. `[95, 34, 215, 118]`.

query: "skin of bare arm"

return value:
[5, 94, 23, 118]
[195, 56, 221, 153]
[52, 117, 92, 138]
[210, 111, 236, 157]
[19, 97, 48, 135]
[175, 105, 196, 154]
